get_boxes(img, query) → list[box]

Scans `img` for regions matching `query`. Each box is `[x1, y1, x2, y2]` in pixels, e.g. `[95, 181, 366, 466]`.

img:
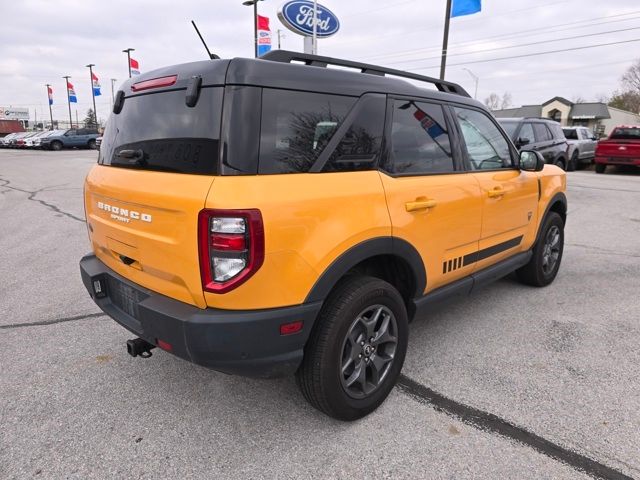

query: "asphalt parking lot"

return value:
[1, 149, 639, 479]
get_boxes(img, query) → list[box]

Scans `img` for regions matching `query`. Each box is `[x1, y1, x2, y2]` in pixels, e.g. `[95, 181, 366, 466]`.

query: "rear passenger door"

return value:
[451, 106, 539, 269]
[378, 98, 482, 293]
[532, 122, 555, 162]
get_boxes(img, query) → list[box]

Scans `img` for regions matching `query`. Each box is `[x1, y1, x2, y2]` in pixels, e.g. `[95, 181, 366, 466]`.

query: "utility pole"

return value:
[75, 110, 79, 128]
[439, 0, 453, 80]
[463, 68, 479, 99]
[62, 75, 73, 128]
[45, 84, 54, 130]
[86, 64, 98, 127]
[110, 79, 117, 106]
[123, 48, 135, 78]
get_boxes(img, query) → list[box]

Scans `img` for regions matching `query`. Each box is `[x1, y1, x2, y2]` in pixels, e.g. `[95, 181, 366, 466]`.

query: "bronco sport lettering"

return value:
[80, 51, 567, 421]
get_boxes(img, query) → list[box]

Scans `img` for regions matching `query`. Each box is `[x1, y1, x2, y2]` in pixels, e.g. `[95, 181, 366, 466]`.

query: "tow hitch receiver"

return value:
[126, 338, 156, 358]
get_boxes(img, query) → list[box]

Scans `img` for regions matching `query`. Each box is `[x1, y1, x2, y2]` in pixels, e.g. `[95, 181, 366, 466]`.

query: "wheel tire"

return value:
[554, 157, 566, 171]
[88, 139, 97, 150]
[595, 163, 606, 174]
[568, 152, 578, 172]
[50, 141, 62, 151]
[296, 275, 409, 421]
[516, 212, 564, 287]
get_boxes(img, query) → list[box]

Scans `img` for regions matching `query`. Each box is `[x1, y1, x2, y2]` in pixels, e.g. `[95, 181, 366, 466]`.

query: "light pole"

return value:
[86, 64, 98, 127]
[62, 76, 73, 128]
[110, 79, 117, 106]
[462, 68, 479, 100]
[123, 48, 135, 78]
[242, 0, 264, 58]
[277, 29, 284, 49]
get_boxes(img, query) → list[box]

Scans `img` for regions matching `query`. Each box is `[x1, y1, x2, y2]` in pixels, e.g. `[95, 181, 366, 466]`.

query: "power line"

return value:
[382, 26, 640, 66]
[363, 13, 640, 62]
[409, 38, 640, 71]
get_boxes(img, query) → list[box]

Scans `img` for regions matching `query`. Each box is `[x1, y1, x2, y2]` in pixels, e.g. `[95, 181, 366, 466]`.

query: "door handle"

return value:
[487, 187, 506, 198]
[405, 199, 437, 212]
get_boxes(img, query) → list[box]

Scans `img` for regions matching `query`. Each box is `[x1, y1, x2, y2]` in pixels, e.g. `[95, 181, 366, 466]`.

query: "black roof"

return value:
[120, 51, 484, 111]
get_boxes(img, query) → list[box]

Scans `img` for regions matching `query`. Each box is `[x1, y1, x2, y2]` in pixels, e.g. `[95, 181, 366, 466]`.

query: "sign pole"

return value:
[123, 48, 134, 78]
[62, 76, 73, 128]
[45, 84, 54, 130]
[86, 64, 98, 127]
[439, 0, 452, 80]
[312, 0, 318, 54]
[110, 79, 117, 107]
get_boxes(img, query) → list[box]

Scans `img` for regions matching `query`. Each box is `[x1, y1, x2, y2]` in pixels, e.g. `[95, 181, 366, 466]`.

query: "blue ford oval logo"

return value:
[278, 1, 340, 38]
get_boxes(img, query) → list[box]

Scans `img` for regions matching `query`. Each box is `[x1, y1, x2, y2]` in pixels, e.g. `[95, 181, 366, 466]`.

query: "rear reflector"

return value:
[211, 233, 246, 251]
[156, 339, 173, 352]
[280, 321, 303, 336]
[131, 75, 177, 92]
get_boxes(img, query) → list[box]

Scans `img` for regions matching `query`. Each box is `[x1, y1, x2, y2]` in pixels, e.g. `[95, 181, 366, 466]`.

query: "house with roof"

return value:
[492, 97, 640, 136]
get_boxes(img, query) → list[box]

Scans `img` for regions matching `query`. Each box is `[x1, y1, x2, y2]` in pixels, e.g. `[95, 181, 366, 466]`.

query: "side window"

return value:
[549, 123, 564, 140]
[533, 123, 551, 142]
[258, 89, 355, 174]
[383, 100, 454, 174]
[66, 129, 76, 136]
[454, 106, 513, 170]
[518, 123, 535, 143]
[322, 95, 385, 172]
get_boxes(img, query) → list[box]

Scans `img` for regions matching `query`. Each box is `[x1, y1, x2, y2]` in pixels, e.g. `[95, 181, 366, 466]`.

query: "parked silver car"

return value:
[563, 126, 597, 170]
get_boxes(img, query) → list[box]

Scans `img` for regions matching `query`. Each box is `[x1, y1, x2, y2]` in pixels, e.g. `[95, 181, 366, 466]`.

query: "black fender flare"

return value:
[535, 191, 567, 245]
[304, 237, 426, 303]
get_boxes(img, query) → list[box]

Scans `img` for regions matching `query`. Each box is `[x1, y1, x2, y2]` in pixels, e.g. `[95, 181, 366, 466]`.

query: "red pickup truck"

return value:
[595, 125, 640, 173]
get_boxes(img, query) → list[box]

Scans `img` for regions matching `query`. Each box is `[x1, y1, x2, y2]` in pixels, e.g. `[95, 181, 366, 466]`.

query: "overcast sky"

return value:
[1, 0, 638, 124]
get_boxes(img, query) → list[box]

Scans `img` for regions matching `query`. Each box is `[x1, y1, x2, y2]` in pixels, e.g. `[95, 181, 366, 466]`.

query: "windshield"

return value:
[563, 129, 578, 140]
[610, 127, 640, 140]
[497, 121, 518, 140]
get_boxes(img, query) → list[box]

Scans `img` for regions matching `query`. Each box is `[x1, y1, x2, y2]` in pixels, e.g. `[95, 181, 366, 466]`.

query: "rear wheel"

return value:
[595, 163, 606, 174]
[296, 276, 408, 421]
[517, 212, 564, 287]
[50, 141, 62, 151]
[554, 157, 566, 171]
[568, 151, 578, 172]
[88, 139, 97, 150]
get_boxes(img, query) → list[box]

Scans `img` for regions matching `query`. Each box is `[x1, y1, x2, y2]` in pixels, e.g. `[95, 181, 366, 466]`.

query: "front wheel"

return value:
[296, 276, 408, 421]
[50, 141, 62, 151]
[517, 212, 564, 287]
[88, 139, 97, 150]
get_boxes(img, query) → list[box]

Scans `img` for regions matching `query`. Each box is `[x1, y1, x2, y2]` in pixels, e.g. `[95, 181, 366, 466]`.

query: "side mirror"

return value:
[516, 137, 530, 148]
[591, 135, 597, 141]
[520, 150, 545, 172]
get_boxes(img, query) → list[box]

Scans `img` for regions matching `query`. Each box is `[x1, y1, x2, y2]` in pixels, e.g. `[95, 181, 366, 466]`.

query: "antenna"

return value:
[191, 20, 220, 60]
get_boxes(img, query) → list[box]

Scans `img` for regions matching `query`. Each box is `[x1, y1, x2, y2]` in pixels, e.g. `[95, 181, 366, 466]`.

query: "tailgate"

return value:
[84, 75, 225, 308]
[596, 141, 640, 158]
[85, 167, 214, 308]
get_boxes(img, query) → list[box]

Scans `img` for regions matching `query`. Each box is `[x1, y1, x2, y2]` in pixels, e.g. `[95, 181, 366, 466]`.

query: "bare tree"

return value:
[571, 95, 586, 104]
[608, 90, 640, 113]
[500, 92, 513, 109]
[621, 59, 640, 93]
[484, 93, 501, 110]
[595, 93, 609, 103]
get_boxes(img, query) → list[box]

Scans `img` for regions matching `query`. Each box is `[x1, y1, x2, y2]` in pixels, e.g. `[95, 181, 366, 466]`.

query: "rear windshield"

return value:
[497, 120, 518, 140]
[563, 129, 578, 140]
[99, 87, 222, 174]
[610, 128, 640, 140]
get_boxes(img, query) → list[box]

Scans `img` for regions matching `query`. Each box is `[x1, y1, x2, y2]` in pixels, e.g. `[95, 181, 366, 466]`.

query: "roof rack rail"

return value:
[261, 50, 470, 98]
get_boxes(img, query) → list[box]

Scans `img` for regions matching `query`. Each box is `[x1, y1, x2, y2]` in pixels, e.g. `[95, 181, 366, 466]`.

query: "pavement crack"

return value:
[0, 177, 85, 223]
[396, 374, 633, 480]
[0, 312, 106, 330]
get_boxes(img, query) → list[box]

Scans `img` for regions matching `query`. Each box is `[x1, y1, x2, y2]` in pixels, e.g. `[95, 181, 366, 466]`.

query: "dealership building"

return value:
[492, 97, 640, 136]
[0, 107, 30, 136]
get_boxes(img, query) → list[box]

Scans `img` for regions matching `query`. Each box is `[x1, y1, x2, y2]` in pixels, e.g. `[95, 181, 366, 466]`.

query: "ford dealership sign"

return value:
[278, 1, 340, 38]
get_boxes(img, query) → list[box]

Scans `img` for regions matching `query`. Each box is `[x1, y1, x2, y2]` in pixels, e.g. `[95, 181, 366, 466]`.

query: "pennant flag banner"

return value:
[91, 72, 101, 96]
[413, 106, 445, 139]
[257, 15, 272, 57]
[130, 58, 140, 75]
[67, 81, 77, 103]
[48, 86, 53, 105]
[451, 0, 481, 17]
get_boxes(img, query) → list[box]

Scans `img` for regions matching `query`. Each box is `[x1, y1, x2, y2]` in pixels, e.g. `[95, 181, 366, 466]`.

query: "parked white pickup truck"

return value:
[563, 126, 597, 170]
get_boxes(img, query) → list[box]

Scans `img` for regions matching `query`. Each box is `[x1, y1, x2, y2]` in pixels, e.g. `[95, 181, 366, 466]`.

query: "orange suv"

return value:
[80, 51, 567, 420]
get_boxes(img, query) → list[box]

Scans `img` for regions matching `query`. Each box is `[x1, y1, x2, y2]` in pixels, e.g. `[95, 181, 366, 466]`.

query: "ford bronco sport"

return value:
[80, 51, 567, 421]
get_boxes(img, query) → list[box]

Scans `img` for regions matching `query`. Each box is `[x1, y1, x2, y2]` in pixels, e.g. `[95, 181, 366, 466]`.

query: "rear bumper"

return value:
[595, 156, 640, 166]
[79, 254, 321, 378]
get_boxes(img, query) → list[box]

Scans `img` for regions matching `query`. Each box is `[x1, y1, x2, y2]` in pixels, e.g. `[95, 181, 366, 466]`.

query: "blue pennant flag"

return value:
[67, 81, 77, 103]
[452, 0, 481, 17]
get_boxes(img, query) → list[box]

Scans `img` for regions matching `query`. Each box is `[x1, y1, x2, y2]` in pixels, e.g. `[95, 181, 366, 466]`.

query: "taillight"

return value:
[131, 75, 177, 92]
[198, 209, 264, 294]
